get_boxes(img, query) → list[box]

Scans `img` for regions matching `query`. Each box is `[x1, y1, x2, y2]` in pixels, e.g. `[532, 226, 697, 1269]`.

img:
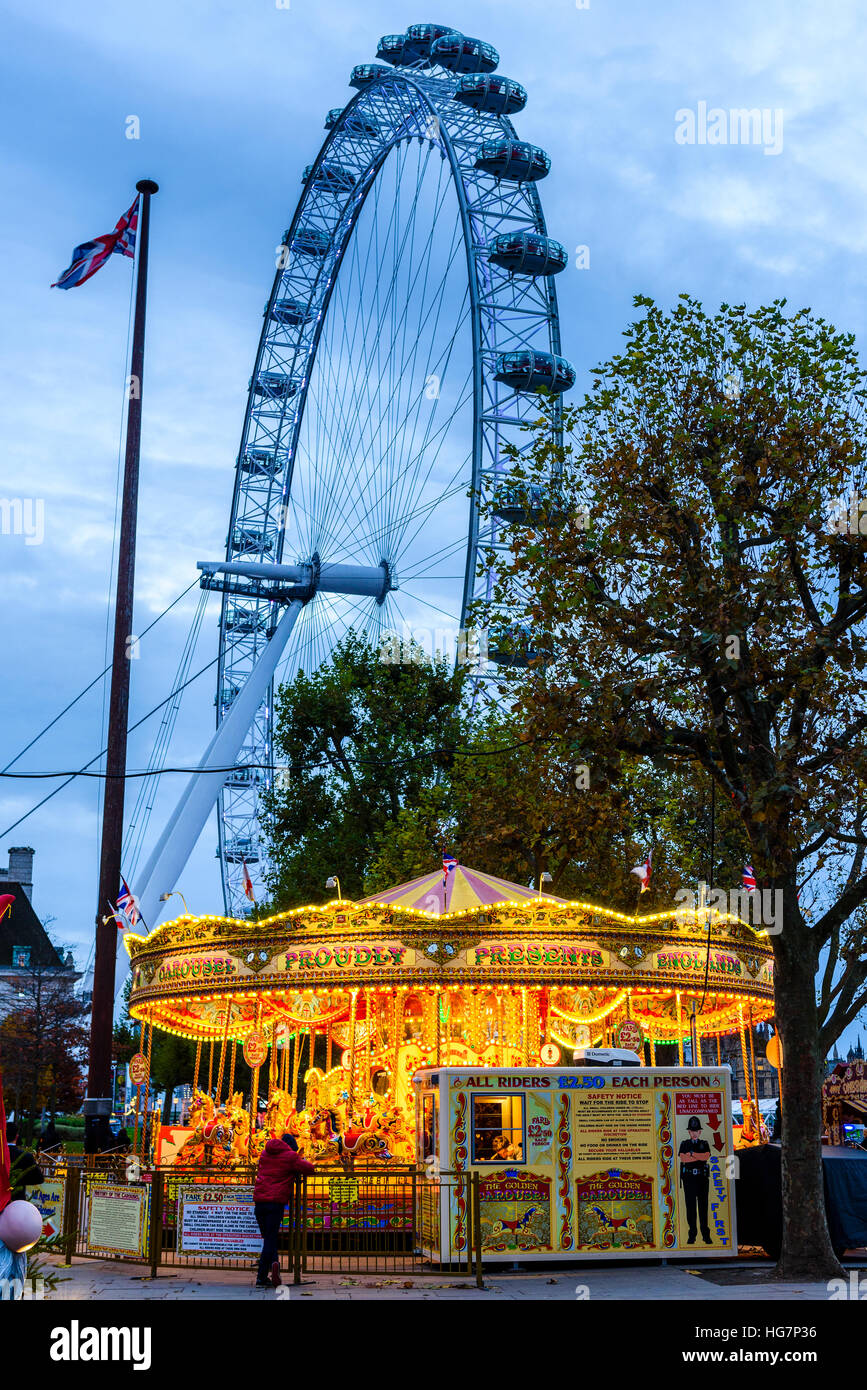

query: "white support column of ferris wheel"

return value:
[114, 556, 394, 996]
[116, 597, 304, 989]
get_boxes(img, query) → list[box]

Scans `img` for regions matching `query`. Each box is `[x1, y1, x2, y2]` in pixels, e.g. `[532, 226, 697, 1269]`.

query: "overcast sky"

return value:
[1, 0, 864, 1051]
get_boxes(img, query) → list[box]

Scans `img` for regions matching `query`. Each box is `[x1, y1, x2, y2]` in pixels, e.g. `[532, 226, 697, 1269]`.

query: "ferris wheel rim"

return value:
[216, 55, 568, 916]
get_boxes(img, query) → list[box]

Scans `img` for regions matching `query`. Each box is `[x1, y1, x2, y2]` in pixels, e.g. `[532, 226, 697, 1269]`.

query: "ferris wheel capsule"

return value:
[303, 162, 357, 194]
[475, 139, 551, 182]
[252, 371, 298, 401]
[404, 22, 454, 61]
[349, 63, 390, 88]
[488, 232, 568, 277]
[492, 483, 569, 527]
[291, 226, 331, 256]
[495, 349, 575, 394]
[376, 33, 415, 66]
[270, 297, 316, 327]
[239, 448, 280, 478]
[453, 74, 527, 115]
[325, 107, 381, 137]
[231, 524, 277, 555]
[431, 32, 499, 73]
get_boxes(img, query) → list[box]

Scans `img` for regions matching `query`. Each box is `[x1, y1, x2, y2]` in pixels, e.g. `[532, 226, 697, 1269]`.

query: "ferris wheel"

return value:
[206, 25, 574, 917]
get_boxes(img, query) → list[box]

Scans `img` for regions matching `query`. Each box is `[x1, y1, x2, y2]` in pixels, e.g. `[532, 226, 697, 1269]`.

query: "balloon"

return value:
[0, 1199, 43, 1253]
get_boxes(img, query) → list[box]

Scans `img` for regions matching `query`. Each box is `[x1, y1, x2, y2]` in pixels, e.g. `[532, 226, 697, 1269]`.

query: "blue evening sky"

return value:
[0, 0, 864, 1050]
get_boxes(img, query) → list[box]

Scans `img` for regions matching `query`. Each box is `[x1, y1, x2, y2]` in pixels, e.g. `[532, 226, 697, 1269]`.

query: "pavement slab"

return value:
[37, 1255, 861, 1301]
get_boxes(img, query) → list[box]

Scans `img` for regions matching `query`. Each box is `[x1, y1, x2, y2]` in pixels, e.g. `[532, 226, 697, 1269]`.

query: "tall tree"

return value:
[262, 631, 466, 905]
[364, 712, 749, 908]
[487, 295, 867, 1278]
[0, 959, 87, 1137]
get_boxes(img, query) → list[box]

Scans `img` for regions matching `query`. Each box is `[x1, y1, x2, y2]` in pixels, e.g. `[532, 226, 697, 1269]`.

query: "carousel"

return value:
[124, 863, 776, 1168]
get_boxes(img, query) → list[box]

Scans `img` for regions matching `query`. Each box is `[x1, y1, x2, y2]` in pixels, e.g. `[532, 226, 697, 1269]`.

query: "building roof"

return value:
[0, 881, 66, 969]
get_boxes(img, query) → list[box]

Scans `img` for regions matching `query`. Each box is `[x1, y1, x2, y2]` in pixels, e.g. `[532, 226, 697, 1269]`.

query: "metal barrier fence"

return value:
[54, 1163, 484, 1285]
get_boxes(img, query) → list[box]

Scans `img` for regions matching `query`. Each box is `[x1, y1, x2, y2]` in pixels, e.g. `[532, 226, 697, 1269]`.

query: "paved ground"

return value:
[37, 1255, 867, 1301]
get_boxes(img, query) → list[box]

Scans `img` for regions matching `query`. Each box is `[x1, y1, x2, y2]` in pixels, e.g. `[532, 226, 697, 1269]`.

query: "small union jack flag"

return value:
[115, 876, 140, 928]
[630, 848, 652, 894]
[242, 858, 256, 903]
[742, 865, 757, 893]
[52, 196, 139, 290]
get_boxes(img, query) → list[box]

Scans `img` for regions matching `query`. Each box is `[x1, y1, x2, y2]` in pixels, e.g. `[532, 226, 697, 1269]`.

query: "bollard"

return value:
[148, 1171, 164, 1279]
[471, 1171, 484, 1288]
[61, 1167, 81, 1267]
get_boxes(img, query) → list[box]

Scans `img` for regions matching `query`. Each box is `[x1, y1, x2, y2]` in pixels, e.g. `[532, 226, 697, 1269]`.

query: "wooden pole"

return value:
[347, 990, 358, 1112]
[291, 1028, 303, 1105]
[216, 1002, 232, 1105]
[227, 1040, 237, 1102]
[88, 180, 159, 1117]
[391, 992, 402, 1103]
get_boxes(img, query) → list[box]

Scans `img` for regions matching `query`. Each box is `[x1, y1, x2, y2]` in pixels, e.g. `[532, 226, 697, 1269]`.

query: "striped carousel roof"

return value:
[357, 863, 564, 915]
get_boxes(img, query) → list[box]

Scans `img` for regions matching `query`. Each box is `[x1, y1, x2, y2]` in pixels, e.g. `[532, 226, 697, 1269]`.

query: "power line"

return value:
[0, 576, 201, 775]
[0, 734, 546, 782]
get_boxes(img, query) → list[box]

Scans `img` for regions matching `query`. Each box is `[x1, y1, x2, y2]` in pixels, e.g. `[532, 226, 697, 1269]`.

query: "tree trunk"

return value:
[162, 1086, 174, 1125]
[773, 909, 842, 1280]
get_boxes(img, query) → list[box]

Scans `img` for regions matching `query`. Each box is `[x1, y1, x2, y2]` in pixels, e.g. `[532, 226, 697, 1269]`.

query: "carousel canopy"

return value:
[358, 863, 563, 914]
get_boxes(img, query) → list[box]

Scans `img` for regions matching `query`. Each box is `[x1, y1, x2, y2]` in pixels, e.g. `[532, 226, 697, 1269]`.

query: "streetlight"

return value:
[159, 890, 190, 914]
[326, 875, 342, 901]
[538, 871, 553, 897]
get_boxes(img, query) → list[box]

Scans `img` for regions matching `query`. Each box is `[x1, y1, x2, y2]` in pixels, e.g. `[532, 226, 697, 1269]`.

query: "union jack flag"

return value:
[52, 197, 139, 290]
[742, 864, 757, 893]
[115, 876, 140, 928]
[242, 858, 256, 903]
[442, 852, 458, 875]
[630, 848, 652, 894]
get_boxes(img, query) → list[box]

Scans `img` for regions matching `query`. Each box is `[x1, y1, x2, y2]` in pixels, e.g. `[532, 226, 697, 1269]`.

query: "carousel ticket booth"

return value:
[414, 1063, 736, 1261]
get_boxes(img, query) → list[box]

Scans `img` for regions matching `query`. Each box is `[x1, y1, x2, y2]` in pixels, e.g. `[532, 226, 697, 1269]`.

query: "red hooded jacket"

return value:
[253, 1138, 315, 1204]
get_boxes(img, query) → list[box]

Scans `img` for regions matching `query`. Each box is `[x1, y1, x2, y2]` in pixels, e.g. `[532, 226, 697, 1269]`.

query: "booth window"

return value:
[421, 1093, 437, 1159]
[472, 1095, 525, 1163]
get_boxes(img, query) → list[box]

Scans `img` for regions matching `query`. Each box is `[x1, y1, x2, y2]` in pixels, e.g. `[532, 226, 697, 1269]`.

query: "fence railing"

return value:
[53, 1164, 484, 1285]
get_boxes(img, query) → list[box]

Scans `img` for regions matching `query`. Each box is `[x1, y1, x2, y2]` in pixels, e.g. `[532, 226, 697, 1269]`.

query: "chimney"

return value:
[8, 846, 34, 901]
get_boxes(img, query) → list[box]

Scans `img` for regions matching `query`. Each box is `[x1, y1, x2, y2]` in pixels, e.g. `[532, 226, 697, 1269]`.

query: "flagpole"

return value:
[86, 179, 159, 1144]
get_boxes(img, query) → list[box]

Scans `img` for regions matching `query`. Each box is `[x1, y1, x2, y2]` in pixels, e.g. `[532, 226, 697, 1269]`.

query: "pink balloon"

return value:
[0, 1199, 43, 1253]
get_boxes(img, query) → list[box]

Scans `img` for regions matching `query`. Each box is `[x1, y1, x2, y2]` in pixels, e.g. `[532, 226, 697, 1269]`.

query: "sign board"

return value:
[28, 1180, 65, 1241]
[86, 1185, 148, 1256]
[243, 1030, 268, 1068]
[615, 1019, 644, 1053]
[178, 1185, 261, 1258]
[129, 1053, 149, 1086]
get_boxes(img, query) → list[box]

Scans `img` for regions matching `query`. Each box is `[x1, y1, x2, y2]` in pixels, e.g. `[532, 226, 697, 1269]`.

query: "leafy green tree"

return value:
[486, 295, 867, 1279]
[262, 631, 466, 905]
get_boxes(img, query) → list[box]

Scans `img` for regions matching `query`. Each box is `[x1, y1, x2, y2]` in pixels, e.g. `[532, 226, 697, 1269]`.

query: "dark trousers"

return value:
[682, 1175, 711, 1241]
[255, 1201, 284, 1283]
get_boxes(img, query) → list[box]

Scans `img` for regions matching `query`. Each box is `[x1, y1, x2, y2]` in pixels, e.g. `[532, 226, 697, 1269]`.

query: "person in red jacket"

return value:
[253, 1133, 315, 1287]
